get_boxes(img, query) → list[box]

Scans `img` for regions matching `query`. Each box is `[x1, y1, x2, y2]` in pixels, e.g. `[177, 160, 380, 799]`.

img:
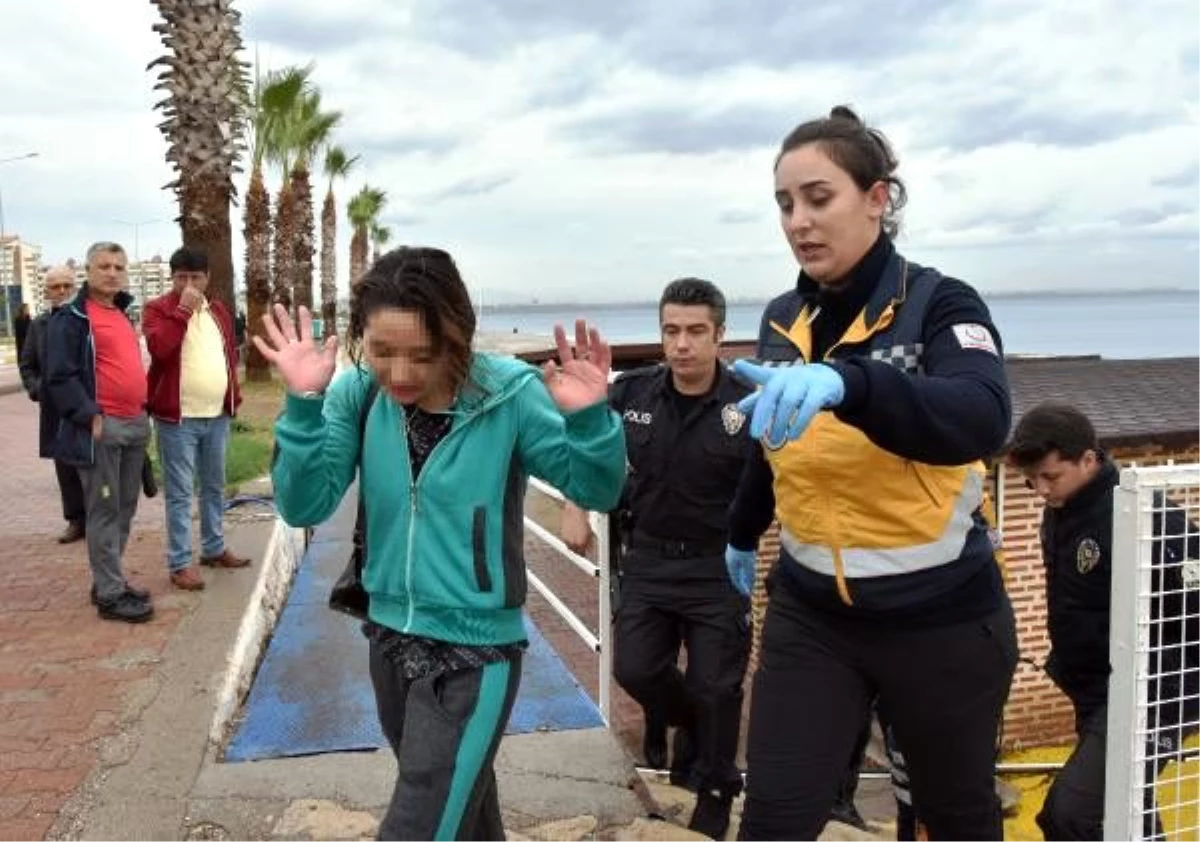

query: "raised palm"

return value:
[542, 320, 611, 412]
[252, 304, 339, 394]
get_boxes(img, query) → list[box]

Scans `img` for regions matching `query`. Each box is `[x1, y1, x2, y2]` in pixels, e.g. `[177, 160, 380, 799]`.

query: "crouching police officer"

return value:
[563, 278, 753, 840]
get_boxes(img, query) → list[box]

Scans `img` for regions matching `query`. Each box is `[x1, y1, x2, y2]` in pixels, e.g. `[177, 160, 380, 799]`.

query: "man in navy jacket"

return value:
[1010, 403, 1198, 840]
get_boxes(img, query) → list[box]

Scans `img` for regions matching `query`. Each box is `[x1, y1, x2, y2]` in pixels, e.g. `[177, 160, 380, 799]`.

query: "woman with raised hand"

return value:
[726, 107, 1016, 840]
[254, 246, 626, 841]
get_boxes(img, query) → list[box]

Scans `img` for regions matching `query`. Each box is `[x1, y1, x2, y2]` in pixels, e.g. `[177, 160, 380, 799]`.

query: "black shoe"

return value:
[90, 583, 151, 606]
[96, 592, 154, 623]
[688, 788, 735, 840]
[142, 460, 158, 498]
[669, 728, 699, 791]
[57, 521, 85, 544]
[829, 799, 869, 831]
[643, 710, 668, 769]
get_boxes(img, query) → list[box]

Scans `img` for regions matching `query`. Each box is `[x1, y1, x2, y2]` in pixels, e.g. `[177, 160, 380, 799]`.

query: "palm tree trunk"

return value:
[320, 190, 337, 333]
[243, 167, 272, 382]
[149, 0, 245, 316]
[272, 182, 295, 307]
[179, 176, 236, 312]
[350, 226, 368, 287]
[290, 164, 315, 314]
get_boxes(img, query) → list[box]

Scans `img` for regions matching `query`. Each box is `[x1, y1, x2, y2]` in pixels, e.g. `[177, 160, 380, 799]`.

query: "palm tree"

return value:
[241, 63, 307, 381]
[148, 0, 248, 311]
[320, 145, 359, 333]
[371, 222, 392, 264]
[285, 90, 340, 315]
[262, 65, 314, 309]
[347, 185, 386, 286]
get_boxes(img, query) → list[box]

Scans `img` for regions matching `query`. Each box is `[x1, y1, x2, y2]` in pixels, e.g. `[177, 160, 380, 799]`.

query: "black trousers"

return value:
[369, 642, 521, 841]
[613, 577, 750, 793]
[1037, 702, 1198, 841]
[738, 578, 1017, 841]
[55, 458, 86, 525]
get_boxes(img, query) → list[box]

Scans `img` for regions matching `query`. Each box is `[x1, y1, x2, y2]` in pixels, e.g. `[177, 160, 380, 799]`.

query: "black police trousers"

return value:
[738, 578, 1018, 841]
[613, 577, 750, 794]
[1037, 701, 1197, 841]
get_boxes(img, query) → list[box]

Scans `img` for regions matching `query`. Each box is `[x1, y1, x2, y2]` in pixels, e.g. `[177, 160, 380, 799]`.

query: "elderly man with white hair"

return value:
[19, 265, 88, 544]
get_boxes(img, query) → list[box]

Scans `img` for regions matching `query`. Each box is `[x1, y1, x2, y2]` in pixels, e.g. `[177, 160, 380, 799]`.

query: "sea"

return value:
[478, 289, 1200, 359]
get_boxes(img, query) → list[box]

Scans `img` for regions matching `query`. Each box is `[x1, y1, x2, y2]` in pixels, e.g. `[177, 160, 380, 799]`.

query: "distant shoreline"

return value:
[475, 286, 1195, 312]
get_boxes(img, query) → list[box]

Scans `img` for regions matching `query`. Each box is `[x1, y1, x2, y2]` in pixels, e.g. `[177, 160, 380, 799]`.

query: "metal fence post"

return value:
[594, 510, 612, 727]
[1106, 470, 1142, 840]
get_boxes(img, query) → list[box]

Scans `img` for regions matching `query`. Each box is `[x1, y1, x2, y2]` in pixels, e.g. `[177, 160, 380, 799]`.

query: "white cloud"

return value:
[0, 0, 1195, 305]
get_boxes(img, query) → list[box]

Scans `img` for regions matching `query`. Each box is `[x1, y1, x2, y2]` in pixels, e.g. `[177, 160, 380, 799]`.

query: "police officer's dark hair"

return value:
[347, 246, 476, 392]
[169, 246, 209, 273]
[659, 277, 726, 329]
[776, 105, 908, 238]
[1008, 403, 1099, 468]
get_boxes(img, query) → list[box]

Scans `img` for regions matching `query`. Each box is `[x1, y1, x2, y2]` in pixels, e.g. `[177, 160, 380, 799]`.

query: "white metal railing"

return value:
[1106, 463, 1200, 841]
[524, 476, 613, 725]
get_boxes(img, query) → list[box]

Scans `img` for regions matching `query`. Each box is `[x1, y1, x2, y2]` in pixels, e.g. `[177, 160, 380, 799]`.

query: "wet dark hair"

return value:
[1008, 403, 1098, 468]
[348, 246, 476, 391]
[169, 246, 208, 273]
[659, 277, 727, 329]
[776, 105, 908, 238]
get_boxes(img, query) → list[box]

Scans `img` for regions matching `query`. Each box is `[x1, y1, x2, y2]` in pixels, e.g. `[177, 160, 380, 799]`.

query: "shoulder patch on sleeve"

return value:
[951, 323, 999, 355]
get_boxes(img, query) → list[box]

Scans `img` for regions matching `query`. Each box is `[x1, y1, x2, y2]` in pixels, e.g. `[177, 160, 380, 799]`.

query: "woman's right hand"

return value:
[252, 304, 339, 396]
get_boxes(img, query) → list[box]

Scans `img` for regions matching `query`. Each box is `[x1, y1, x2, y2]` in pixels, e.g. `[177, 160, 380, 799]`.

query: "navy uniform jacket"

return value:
[1042, 456, 1200, 732]
[609, 362, 754, 582]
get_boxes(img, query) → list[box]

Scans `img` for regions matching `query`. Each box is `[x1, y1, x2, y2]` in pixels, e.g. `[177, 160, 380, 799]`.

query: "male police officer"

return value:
[1010, 403, 1199, 840]
[562, 278, 752, 840]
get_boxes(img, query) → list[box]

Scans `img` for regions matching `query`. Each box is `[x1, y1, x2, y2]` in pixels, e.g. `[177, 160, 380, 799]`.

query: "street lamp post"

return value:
[0, 152, 40, 340]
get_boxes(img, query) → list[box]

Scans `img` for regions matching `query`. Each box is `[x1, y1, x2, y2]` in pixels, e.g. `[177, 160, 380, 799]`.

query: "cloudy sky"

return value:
[1, 0, 1196, 303]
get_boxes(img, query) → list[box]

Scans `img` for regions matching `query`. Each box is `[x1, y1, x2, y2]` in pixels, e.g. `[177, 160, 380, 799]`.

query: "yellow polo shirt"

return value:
[180, 301, 229, 418]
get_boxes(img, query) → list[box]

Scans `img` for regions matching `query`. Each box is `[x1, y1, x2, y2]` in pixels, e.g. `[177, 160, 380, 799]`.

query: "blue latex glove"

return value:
[733, 360, 845, 448]
[726, 545, 757, 596]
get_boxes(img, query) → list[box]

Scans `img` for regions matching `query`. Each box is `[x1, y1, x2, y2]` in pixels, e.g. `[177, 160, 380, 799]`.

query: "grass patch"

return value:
[225, 418, 274, 493]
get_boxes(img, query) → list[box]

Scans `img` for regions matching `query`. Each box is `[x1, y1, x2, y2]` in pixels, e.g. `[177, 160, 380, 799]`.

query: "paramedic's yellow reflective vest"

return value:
[758, 257, 995, 606]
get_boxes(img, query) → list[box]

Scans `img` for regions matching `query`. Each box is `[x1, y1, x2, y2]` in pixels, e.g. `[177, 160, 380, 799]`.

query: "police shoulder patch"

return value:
[721, 403, 745, 435]
[951, 323, 998, 355]
[1076, 537, 1102, 574]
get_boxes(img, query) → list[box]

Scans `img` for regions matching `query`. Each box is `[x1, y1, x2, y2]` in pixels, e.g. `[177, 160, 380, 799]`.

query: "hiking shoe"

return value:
[97, 592, 154, 623]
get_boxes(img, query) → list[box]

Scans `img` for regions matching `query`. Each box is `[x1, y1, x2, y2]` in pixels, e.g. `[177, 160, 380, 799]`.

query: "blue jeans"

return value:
[157, 415, 230, 572]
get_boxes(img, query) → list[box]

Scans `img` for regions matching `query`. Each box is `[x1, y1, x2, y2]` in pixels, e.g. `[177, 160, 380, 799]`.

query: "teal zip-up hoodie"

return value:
[272, 352, 626, 646]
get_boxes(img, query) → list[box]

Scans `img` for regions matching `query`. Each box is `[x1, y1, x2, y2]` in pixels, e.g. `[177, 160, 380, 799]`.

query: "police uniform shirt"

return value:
[609, 362, 753, 580]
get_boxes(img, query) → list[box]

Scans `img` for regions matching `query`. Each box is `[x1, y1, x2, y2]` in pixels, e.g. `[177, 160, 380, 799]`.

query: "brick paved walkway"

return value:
[0, 392, 192, 840]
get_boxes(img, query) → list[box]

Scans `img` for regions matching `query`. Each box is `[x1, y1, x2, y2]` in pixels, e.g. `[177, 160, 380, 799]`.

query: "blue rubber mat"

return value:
[225, 495, 603, 762]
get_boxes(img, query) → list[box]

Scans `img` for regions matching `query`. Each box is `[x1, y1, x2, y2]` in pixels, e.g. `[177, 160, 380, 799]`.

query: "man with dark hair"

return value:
[1009, 402, 1199, 840]
[45, 242, 154, 622]
[562, 278, 752, 839]
[143, 246, 246, 592]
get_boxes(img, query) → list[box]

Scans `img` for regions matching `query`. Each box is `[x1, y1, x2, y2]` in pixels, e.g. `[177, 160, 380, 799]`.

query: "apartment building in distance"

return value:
[0, 234, 43, 318]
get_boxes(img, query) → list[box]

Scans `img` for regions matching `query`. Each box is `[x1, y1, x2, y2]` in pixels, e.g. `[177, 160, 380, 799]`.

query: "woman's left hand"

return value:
[542, 319, 611, 412]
